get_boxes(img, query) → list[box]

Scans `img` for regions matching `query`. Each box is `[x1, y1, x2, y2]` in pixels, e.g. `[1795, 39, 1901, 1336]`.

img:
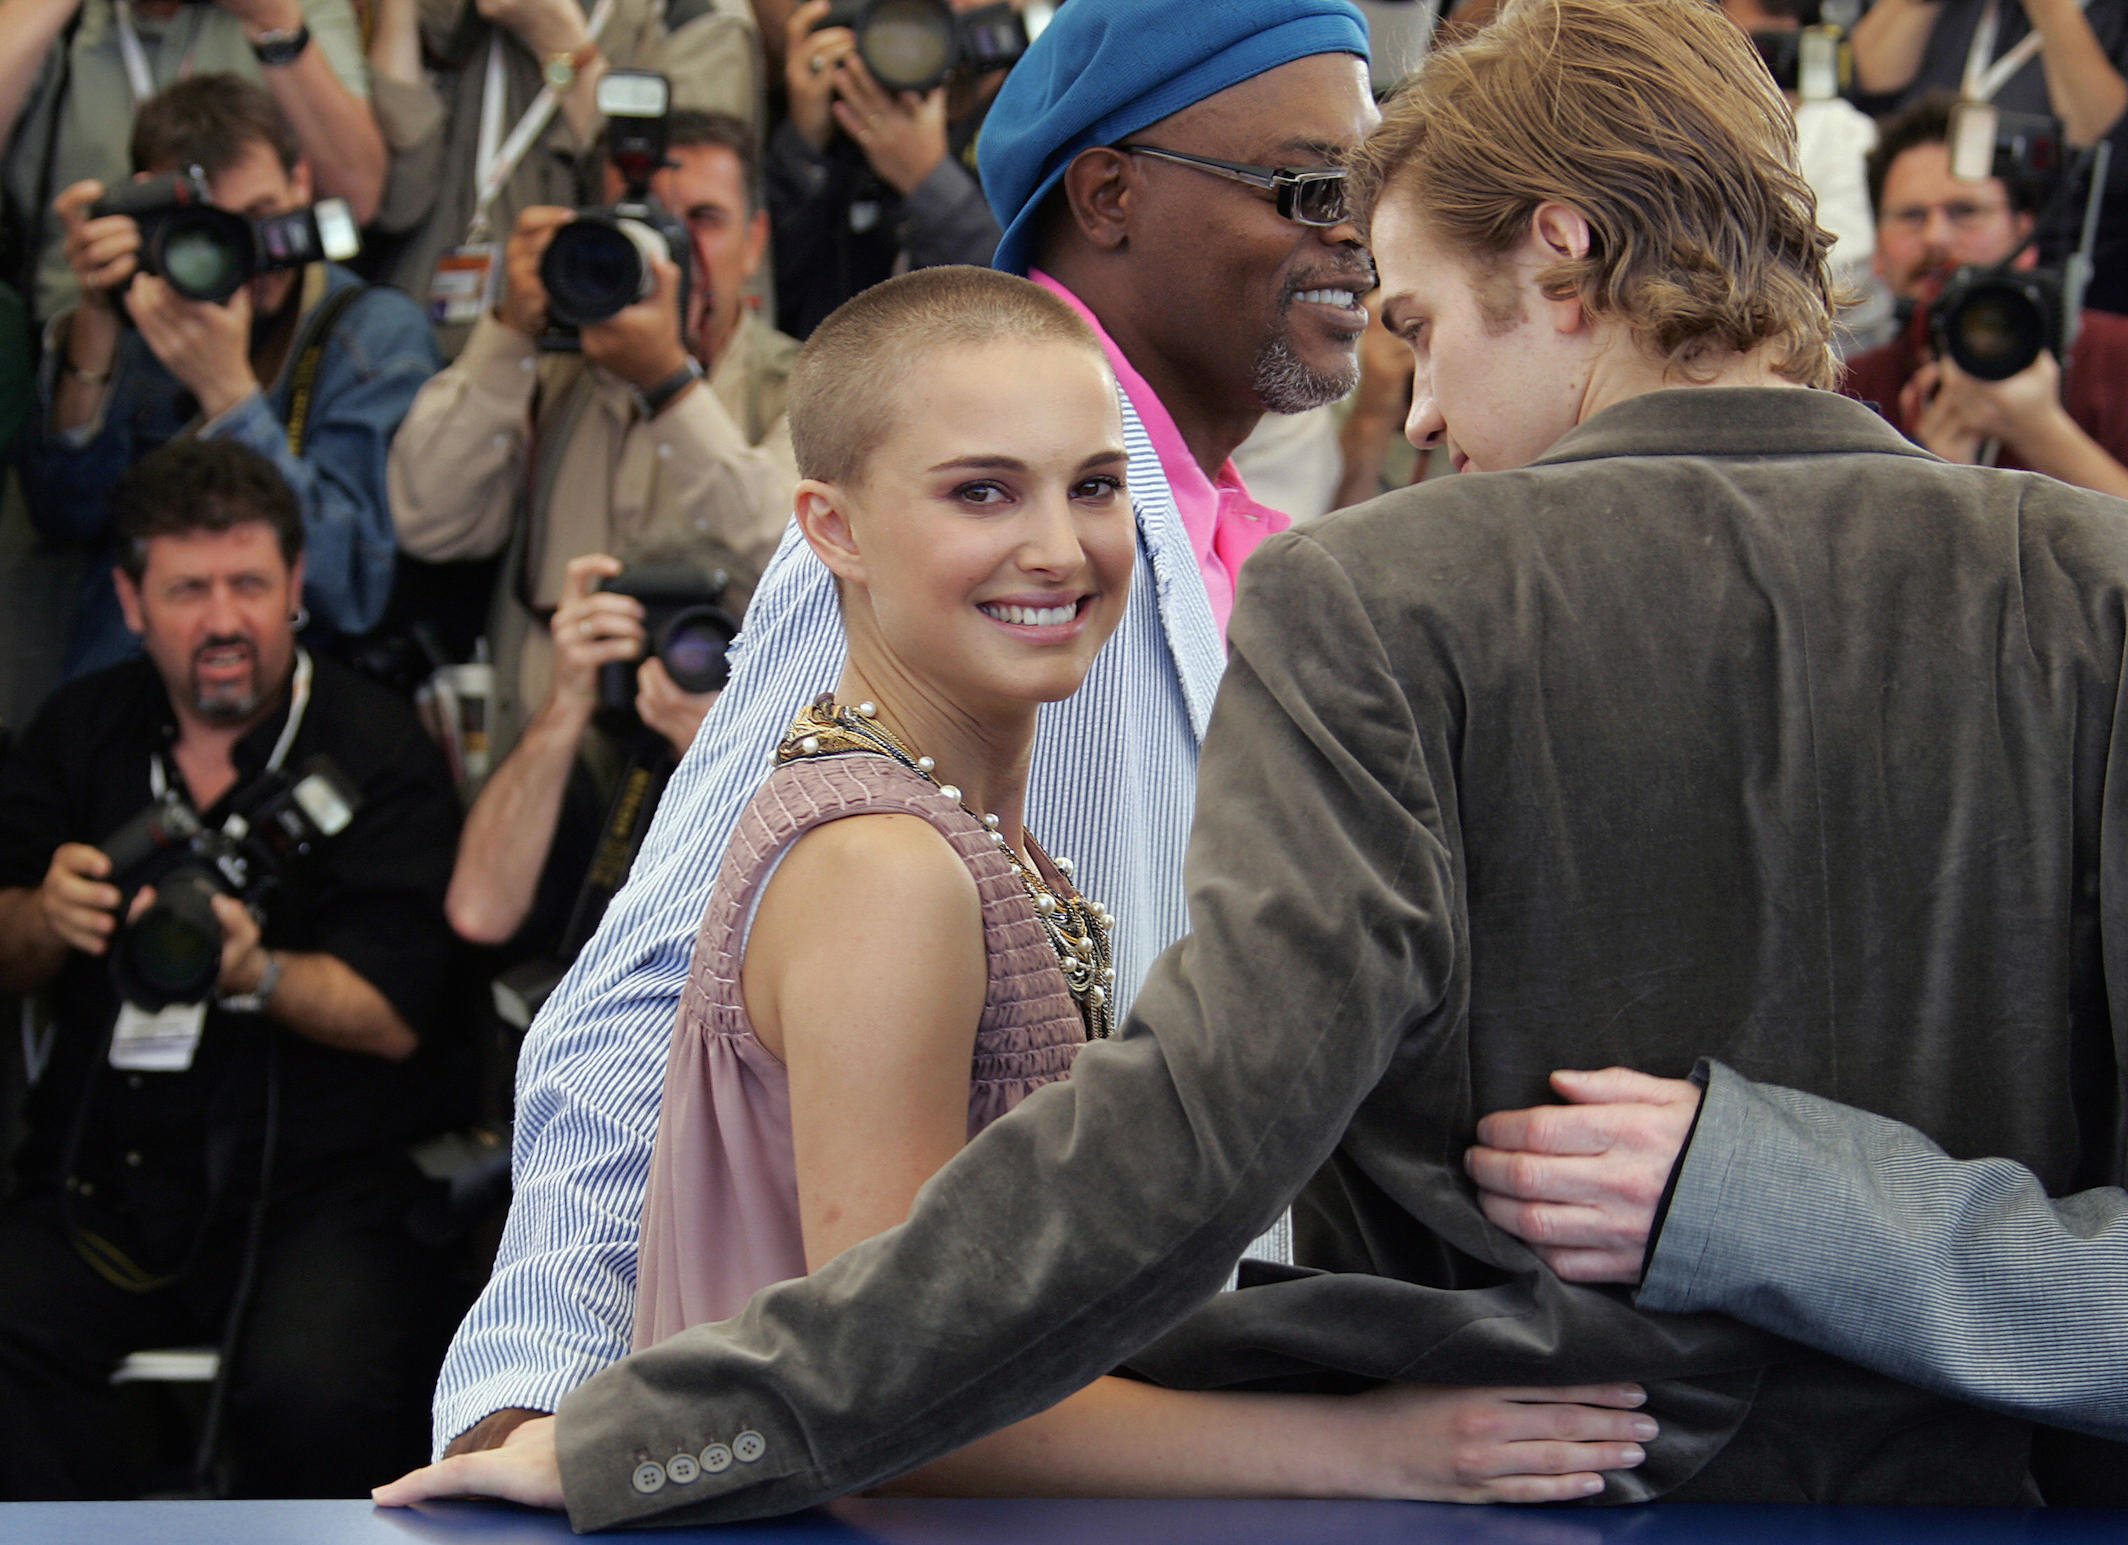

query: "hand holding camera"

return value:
[499, 205, 691, 384]
[784, 0, 852, 153]
[118, 883, 269, 1002]
[1900, 348, 2067, 466]
[550, 553, 651, 717]
[828, 48, 949, 197]
[578, 247, 692, 392]
[549, 554, 730, 758]
[99, 758, 360, 1010]
[496, 204, 574, 339]
[130, 271, 259, 419]
[55, 179, 142, 313]
[36, 841, 122, 958]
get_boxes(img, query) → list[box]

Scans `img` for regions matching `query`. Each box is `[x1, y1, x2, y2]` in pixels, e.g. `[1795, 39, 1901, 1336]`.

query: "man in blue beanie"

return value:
[414, 0, 1388, 1486]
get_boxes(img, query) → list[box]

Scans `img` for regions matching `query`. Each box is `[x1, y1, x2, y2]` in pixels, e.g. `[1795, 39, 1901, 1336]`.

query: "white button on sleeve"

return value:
[732, 1430, 766, 1464]
[631, 1460, 667, 1494]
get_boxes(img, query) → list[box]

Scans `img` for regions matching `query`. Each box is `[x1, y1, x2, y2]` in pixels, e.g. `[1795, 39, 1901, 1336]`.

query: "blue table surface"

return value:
[3, 1498, 2127, 1545]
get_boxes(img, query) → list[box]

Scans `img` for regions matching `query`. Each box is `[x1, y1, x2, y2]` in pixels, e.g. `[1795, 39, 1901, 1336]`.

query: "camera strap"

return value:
[1963, 0, 2093, 105]
[558, 733, 674, 961]
[284, 285, 368, 457]
[465, 0, 618, 245]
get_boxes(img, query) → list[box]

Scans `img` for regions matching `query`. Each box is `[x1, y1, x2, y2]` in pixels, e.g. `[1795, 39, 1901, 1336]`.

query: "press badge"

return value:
[428, 244, 500, 326]
[109, 999, 206, 1073]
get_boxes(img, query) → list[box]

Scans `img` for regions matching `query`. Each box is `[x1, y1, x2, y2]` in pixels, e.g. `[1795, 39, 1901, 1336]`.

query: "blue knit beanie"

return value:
[979, 0, 1370, 277]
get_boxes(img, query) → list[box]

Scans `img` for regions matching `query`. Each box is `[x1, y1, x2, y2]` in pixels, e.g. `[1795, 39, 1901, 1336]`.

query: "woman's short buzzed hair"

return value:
[788, 266, 1112, 487]
[1352, 0, 1838, 389]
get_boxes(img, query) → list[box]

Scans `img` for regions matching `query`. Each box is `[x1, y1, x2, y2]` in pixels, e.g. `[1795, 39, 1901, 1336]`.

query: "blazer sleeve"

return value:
[1638, 1059, 2128, 1441]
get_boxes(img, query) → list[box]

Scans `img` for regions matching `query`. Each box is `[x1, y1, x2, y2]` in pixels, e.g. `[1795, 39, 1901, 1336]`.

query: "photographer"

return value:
[0, 0, 384, 324]
[768, 0, 1005, 337]
[19, 74, 437, 680]
[1850, 0, 2128, 311]
[0, 439, 458, 1499]
[371, 0, 764, 355]
[443, 551, 711, 964]
[1843, 92, 2128, 498]
[390, 108, 796, 757]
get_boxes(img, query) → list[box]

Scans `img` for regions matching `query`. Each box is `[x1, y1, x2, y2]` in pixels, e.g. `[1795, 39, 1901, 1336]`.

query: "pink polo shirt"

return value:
[1030, 270, 1290, 641]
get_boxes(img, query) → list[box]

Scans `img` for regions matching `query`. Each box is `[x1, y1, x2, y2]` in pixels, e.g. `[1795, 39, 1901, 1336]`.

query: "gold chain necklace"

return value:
[775, 694, 1115, 1039]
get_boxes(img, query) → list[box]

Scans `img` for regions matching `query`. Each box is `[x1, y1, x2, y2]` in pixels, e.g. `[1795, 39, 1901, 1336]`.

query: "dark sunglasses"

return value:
[1117, 145, 1353, 228]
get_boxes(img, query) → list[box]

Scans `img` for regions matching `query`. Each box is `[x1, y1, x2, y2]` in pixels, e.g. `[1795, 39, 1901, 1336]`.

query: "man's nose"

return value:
[1405, 384, 1445, 451]
[203, 583, 244, 633]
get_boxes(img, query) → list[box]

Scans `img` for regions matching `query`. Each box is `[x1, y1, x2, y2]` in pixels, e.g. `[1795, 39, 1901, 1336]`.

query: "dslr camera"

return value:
[540, 71, 690, 347]
[813, 0, 1027, 94]
[595, 564, 739, 714]
[1924, 104, 2101, 382]
[90, 166, 359, 306]
[101, 757, 361, 1011]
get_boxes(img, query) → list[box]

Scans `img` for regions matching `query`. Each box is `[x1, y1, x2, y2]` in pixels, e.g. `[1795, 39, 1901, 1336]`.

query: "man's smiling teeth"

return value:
[1294, 287, 1360, 308]
[980, 601, 1077, 627]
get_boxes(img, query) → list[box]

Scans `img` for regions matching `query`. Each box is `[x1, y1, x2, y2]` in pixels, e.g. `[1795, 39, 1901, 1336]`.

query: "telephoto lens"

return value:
[111, 866, 226, 1010]
[541, 216, 666, 327]
[596, 565, 740, 712]
[815, 0, 1026, 93]
[1930, 268, 2060, 381]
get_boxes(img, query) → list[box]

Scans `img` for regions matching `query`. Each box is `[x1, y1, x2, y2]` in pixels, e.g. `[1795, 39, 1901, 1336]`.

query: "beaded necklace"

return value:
[775, 695, 1115, 1040]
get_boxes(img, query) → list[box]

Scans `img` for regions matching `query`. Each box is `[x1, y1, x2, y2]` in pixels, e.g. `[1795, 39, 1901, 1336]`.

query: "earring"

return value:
[291, 604, 311, 631]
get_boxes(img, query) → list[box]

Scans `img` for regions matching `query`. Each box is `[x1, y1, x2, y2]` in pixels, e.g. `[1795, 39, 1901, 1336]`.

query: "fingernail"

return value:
[1620, 1445, 1646, 1465]
[1632, 1417, 1659, 1440]
[1579, 1475, 1605, 1495]
[1621, 1385, 1647, 1406]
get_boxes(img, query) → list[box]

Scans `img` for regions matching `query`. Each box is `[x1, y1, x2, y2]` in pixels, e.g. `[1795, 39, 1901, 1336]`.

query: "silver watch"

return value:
[219, 950, 284, 1013]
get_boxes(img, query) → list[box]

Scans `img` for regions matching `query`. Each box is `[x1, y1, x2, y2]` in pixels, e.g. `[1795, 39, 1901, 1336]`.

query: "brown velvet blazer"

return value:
[556, 387, 2128, 1528]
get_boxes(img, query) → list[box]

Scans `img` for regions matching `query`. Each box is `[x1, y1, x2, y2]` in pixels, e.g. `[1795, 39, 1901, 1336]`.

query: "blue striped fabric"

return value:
[432, 385, 1289, 1452]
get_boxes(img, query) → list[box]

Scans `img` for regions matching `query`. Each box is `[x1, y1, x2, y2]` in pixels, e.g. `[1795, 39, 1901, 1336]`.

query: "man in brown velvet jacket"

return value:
[379, 0, 2128, 1524]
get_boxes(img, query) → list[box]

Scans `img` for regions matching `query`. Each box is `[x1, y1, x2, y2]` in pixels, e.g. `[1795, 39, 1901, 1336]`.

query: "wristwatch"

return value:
[636, 356, 704, 419]
[250, 22, 311, 67]
[219, 950, 284, 1014]
[543, 38, 600, 92]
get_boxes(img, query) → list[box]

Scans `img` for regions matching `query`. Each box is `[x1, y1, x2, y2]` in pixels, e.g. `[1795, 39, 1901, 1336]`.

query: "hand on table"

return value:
[373, 1413, 563, 1510]
[1350, 1380, 1655, 1503]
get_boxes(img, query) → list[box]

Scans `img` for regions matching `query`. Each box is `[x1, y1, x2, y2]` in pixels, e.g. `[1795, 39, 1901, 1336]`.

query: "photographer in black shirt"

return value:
[0, 439, 458, 1499]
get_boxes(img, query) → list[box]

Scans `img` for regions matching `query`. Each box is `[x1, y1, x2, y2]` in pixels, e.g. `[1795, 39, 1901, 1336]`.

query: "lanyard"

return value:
[148, 648, 315, 803]
[111, 0, 204, 108]
[1962, 0, 2094, 104]
[466, 0, 617, 245]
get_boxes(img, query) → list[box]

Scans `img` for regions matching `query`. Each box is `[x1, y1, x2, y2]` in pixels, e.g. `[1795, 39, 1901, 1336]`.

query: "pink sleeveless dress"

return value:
[633, 751, 1088, 1347]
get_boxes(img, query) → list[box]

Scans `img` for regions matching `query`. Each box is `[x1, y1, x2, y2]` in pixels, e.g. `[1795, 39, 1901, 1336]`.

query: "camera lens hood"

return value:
[1933, 269, 2051, 382]
[542, 214, 665, 327]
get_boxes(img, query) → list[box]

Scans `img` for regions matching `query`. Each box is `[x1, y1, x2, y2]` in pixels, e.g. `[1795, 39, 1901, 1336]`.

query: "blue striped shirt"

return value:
[431, 377, 1280, 1453]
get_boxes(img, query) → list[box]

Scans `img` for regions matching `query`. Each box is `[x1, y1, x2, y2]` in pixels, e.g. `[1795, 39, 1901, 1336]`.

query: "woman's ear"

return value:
[793, 479, 867, 585]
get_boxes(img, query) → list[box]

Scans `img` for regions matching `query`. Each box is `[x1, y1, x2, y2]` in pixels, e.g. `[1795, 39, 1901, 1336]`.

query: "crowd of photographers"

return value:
[0, 0, 2125, 1504]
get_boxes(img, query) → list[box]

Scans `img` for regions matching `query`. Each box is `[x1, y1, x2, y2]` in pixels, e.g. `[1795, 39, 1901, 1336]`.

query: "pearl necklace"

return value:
[775, 695, 1116, 1040]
